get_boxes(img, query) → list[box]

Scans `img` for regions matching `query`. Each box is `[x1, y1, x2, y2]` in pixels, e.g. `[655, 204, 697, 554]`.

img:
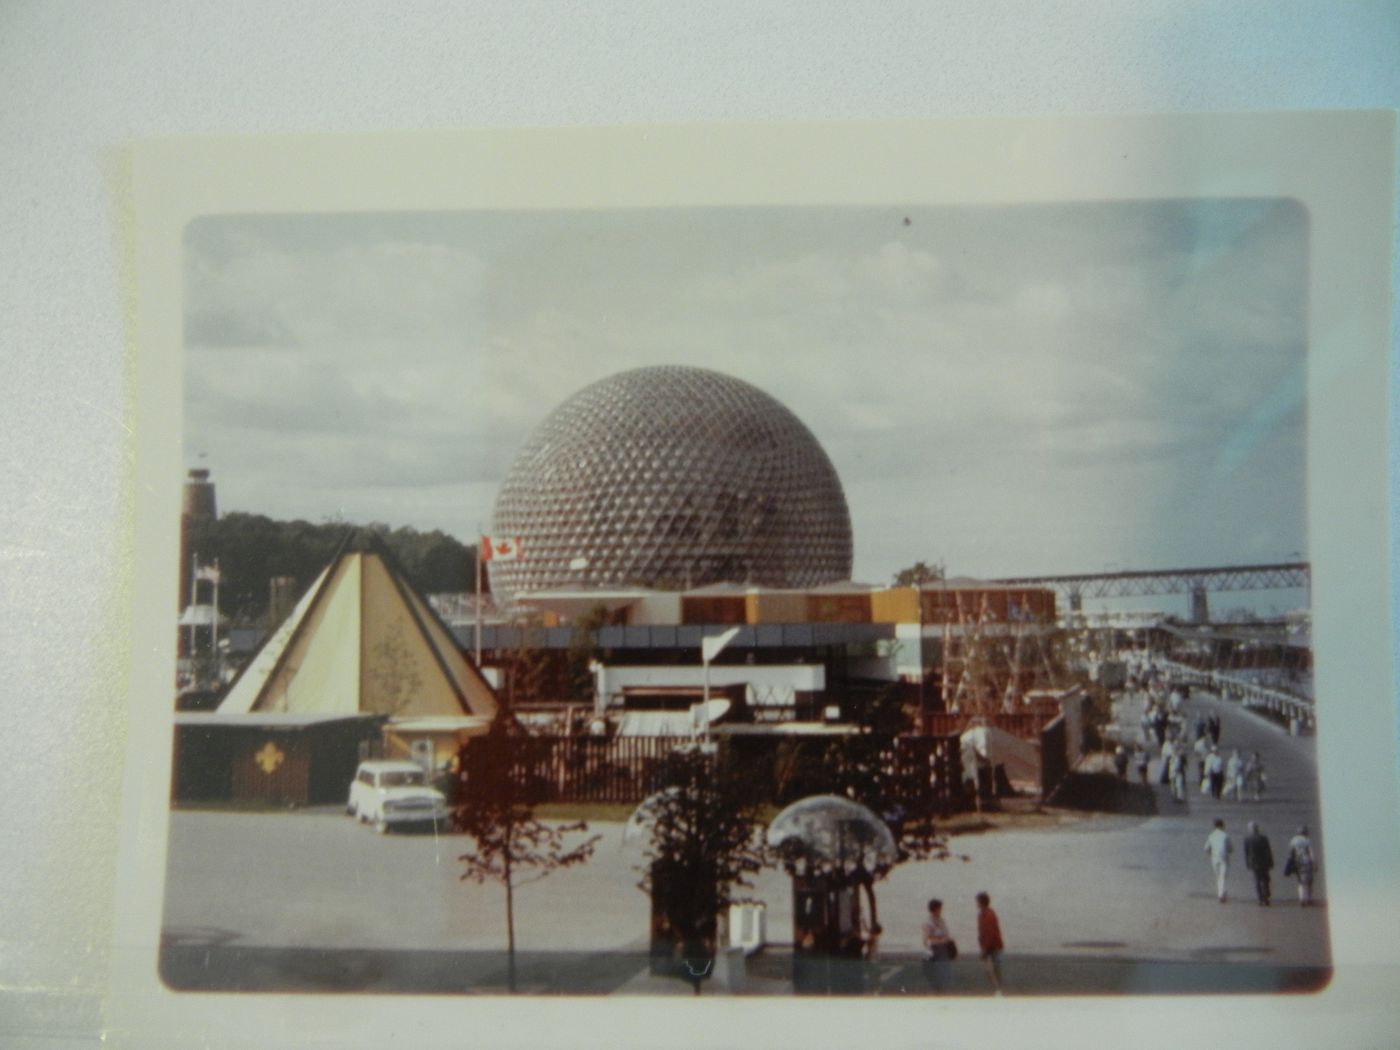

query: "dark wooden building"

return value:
[172, 713, 385, 806]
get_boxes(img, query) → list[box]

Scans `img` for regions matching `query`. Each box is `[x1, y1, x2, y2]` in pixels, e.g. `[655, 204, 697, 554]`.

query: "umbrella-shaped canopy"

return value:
[621, 787, 681, 846]
[765, 794, 897, 876]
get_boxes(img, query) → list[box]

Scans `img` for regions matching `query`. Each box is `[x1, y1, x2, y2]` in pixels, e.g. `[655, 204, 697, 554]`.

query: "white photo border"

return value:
[112, 113, 1398, 1049]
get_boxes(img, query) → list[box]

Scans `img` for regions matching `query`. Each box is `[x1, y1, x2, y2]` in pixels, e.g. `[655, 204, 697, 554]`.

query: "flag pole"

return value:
[474, 525, 483, 666]
[701, 650, 711, 748]
[211, 559, 221, 682]
[188, 553, 198, 667]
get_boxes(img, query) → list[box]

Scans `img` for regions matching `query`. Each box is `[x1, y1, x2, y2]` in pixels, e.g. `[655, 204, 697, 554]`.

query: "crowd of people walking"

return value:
[1119, 663, 1322, 909]
[902, 659, 1319, 998]
[1115, 672, 1273, 806]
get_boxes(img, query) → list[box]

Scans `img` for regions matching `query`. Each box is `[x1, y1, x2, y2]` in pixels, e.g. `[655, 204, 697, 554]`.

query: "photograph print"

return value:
[162, 191, 1327, 998]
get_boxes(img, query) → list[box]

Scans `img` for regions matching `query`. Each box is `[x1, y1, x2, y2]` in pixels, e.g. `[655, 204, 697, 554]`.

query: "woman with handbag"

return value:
[1286, 826, 1318, 906]
[921, 898, 957, 992]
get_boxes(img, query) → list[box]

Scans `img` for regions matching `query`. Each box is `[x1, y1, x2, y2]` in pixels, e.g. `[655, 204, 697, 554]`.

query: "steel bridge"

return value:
[990, 562, 1309, 621]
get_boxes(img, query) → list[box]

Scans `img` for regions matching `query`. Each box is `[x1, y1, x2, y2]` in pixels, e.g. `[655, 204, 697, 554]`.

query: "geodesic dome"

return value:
[489, 366, 852, 599]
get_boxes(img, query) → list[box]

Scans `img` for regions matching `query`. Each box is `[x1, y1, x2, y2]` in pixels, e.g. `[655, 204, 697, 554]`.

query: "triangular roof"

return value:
[218, 535, 498, 721]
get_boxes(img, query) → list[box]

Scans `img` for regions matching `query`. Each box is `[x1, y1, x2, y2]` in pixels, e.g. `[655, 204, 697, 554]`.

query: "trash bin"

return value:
[728, 902, 766, 954]
[715, 945, 747, 993]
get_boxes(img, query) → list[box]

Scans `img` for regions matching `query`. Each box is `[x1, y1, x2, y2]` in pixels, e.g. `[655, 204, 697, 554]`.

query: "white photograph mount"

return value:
[114, 114, 1397, 1049]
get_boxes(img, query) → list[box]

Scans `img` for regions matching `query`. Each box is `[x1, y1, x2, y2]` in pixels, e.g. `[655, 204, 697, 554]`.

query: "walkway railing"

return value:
[1159, 659, 1315, 731]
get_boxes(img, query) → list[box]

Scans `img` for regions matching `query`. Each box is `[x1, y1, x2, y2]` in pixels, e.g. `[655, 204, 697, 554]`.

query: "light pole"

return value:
[699, 626, 741, 747]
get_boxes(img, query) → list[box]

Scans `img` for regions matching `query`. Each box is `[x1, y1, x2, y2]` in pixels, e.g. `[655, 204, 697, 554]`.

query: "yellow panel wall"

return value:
[870, 587, 919, 623]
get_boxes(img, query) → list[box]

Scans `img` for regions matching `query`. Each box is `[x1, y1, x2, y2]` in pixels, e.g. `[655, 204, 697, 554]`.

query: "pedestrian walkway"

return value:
[161, 668, 1331, 997]
[159, 941, 1330, 997]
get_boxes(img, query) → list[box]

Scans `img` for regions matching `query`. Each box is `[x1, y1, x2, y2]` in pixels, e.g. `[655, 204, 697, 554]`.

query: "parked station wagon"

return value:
[347, 760, 449, 833]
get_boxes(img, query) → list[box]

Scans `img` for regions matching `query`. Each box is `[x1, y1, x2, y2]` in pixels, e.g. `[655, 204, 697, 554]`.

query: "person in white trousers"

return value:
[1204, 819, 1233, 903]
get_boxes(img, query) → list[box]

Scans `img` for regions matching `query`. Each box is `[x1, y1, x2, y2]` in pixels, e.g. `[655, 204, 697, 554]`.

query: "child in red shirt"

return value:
[975, 891, 1004, 995]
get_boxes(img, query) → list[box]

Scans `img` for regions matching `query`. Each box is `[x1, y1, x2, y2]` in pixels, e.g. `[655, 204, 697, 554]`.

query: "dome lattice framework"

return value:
[490, 366, 853, 598]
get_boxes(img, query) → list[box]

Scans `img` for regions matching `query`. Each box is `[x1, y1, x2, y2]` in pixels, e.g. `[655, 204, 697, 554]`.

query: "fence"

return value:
[1040, 716, 1069, 799]
[887, 734, 968, 819]
[473, 733, 969, 815]
[1160, 659, 1315, 731]
[496, 735, 677, 804]
[922, 711, 1056, 740]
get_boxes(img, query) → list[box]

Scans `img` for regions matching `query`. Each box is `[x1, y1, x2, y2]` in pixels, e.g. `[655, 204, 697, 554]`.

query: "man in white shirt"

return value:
[1204, 818, 1233, 902]
[1205, 747, 1226, 799]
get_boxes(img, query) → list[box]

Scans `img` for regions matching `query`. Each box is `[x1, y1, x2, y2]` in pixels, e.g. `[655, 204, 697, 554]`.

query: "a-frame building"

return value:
[174, 534, 498, 805]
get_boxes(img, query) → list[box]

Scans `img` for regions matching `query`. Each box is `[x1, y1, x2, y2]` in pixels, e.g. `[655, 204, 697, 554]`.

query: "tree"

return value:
[633, 745, 765, 994]
[365, 621, 423, 716]
[183, 513, 478, 625]
[565, 603, 612, 702]
[455, 714, 599, 993]
[818, 684, 953, 864]
[892, 560, 945, 587]
[498, 611, 556, 708]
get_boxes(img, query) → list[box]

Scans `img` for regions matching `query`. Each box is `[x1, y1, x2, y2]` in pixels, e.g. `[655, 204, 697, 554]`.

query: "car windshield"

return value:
[380, 771, 425, 787]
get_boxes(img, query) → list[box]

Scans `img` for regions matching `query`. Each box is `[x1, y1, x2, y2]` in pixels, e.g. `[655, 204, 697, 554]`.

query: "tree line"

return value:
[184, 512, 479, 625]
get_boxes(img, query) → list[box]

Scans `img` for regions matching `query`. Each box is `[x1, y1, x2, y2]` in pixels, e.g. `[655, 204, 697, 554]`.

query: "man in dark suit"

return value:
[1243, 821, 1274, 906]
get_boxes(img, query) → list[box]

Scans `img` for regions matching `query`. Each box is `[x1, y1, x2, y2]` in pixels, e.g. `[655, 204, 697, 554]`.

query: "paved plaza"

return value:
[162, 687, 1328, 995]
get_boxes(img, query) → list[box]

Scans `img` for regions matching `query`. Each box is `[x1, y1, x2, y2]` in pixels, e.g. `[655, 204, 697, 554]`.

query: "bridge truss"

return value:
[990, 562, 1309, 619]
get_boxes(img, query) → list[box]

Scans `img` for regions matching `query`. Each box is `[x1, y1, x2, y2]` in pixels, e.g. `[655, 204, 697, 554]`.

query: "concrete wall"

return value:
[745, 590, 808, 623]
[629, 592, 683, 625]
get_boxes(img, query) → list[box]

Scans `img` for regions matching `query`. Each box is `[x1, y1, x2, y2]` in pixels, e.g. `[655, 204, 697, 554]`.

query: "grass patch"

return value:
[533, 802, 791, 824]
[1048, 772, 1159, 815]
[531, 802, 639, 823]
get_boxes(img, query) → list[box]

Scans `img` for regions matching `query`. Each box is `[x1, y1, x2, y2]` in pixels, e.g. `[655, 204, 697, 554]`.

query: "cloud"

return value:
[185, 307, 298, 348]
[185, 202, 1307, 580]
[186, 227, 488, 356]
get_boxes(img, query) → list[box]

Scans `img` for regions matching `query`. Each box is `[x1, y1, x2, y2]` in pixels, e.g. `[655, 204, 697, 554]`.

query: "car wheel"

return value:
[346, 803, 357, 817]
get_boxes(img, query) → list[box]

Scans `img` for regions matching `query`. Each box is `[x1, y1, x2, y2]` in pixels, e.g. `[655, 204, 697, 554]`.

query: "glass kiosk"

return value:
[768, 795, 896, 995]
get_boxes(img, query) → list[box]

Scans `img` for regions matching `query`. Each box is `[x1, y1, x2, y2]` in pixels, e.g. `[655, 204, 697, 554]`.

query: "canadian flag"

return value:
[480, 536, 522, 562]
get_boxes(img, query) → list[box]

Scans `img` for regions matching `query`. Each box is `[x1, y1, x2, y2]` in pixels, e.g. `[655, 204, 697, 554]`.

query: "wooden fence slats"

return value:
[923, 711, 1054, 739]
[489, 734, 968, 814]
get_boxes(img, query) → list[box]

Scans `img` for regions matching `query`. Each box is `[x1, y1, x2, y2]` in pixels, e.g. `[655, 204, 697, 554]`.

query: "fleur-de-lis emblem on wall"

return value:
[255, 741, 285, 775]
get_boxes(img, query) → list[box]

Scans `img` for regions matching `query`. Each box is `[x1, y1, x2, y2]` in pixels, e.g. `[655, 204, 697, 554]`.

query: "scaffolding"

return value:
[938, 589, 1064, 716]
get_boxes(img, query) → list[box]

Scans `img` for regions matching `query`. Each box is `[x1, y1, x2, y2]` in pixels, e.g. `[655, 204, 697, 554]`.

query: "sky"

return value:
[183, 201, 1308, 607]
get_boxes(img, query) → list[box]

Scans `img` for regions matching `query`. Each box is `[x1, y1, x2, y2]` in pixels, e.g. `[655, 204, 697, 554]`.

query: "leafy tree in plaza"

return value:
[455, 714, 599, 993]
[818, 684, 953, 863]
[633, 745, 766, 994]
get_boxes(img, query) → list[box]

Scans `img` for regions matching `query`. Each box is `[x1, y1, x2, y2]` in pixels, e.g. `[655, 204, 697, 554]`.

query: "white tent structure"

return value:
[960, 724, 1041, 794]
[217, 538, 497, 767]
